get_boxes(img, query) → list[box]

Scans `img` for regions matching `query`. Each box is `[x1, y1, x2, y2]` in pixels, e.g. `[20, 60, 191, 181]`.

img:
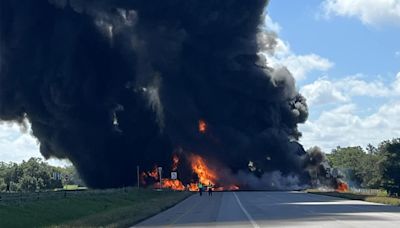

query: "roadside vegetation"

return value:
[307, 190, 400, 206]
[326, 138, 400, 196]
[0, 158, 83, 192]
[0, 188, 191, 227]
[307, 138, 400, 206]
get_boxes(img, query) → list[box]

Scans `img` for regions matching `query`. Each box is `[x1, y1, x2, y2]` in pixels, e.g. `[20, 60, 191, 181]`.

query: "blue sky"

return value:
[1, 0, 399, 165]
[268, 0, 400, 85]
[264, 0, 400, 151]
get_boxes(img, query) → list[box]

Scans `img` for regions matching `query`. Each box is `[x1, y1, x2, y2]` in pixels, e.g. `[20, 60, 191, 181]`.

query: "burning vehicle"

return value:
[0, 0, 346, 190]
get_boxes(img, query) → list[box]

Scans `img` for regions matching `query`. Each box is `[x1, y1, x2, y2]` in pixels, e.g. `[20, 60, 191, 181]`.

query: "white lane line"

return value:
[233, 192, 260, 228]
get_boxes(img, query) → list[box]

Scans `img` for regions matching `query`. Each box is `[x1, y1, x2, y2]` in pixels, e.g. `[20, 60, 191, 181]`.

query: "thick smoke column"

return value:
[1, 0, 317, 188]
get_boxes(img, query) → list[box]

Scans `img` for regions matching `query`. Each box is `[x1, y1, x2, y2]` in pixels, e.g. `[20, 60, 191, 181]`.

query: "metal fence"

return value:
[349, 188, 383, 195]
[0, 187, 133, 204]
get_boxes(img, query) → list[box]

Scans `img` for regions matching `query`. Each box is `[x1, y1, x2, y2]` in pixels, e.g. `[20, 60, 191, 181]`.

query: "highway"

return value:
[135, 191, 400, 227]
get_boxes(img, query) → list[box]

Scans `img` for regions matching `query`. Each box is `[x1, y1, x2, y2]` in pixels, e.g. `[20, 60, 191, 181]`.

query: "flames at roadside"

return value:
[140, 120, 239, 191]
[139, 119, 342, 192]
[336, 181, 349, 192]
[188, 154, 217, 186]
[143, 153, 239, 191]
[187, 154, 239, 191]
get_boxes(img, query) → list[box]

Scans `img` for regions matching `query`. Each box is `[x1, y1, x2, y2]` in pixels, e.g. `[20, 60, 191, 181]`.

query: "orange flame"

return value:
[189, 154, 217, 186]
[187, 154, 239, 191]
[172, 154, 179, 171]
[162, 179, 185, 191]
[148, 166, 159, 180]
[158, 154, 186, 191]
[187, 183, 199, 191]
[336, 181, 349, 192]
[145, 153, 240, 191]
[198, 119, 207, 134]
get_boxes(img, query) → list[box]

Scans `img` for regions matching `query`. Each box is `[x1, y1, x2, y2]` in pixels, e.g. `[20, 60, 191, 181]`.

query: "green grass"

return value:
[0, 188, 192, 227]
[307, 190, 400, 206]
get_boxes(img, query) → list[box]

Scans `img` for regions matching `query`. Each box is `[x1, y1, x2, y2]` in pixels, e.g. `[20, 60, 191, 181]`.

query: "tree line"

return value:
[1, 138, 399, 193]
[0, 158, 84, 192]
[326, 138, 400, 195]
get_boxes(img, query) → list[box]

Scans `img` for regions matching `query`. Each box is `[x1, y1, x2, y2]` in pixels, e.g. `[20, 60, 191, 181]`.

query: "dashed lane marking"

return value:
[233, 192, 260, 228]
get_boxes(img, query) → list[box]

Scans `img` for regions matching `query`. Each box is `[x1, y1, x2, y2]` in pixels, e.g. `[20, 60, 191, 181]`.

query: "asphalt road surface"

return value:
[134, 191, 400, 227]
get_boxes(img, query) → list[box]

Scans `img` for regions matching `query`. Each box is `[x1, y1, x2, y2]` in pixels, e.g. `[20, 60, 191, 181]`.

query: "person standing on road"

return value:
[208, 182, 213, 196]
[198, 182, 203, 196]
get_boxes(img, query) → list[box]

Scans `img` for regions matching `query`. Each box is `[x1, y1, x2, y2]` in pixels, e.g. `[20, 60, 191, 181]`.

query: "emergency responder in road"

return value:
[198, 182, 203, 196]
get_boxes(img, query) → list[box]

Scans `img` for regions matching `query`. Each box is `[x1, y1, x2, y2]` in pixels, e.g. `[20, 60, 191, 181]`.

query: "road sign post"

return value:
[137, 165, 140, 189]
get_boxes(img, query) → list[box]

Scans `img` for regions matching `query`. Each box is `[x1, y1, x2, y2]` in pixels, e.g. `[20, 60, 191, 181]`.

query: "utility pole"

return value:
[137, 165, 140, 189]
[158, 167, 163, 190]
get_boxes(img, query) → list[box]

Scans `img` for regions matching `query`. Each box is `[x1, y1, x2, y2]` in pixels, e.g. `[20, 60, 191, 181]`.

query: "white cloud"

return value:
[300, 79, 348, 106]
[0, 121, 70, 166]
[268, 53, 333, 81]
[393, 72, 400, 94]
[300, 72, 400, 152]
[0, 122, 40, 162]
[337, 76, 391, 97]
[260, 8, 400, 153]
[264, 14, 281, 34]
[260, 16, 333, 81]
[300, 74, 399, 106]
[300, 101, 400, 152]
[321, 0, 400, 26]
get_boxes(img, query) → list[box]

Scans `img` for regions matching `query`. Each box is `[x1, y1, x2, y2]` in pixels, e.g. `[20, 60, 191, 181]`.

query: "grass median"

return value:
[0, 188, 192, 227]
[307, 190, 400, 206]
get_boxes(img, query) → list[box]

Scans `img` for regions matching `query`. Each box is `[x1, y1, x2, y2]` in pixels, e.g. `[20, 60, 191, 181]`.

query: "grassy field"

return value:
[307, 190, 400, 206]
[0, 188, 192, 227]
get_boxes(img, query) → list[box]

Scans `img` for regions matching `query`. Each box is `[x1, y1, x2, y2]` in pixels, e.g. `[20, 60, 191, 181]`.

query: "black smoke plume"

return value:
[1, 0, 331, 189]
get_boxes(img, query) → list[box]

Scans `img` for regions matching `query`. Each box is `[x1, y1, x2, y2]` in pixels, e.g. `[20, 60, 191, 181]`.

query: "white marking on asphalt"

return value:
[233, 192, 260, 228]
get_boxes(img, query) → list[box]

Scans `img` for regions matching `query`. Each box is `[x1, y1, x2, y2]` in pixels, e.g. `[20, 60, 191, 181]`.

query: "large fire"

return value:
[187, 183, 199, 191]
[187, 154, 239, 191]
[336, 181, 349, 192]
[188, 154, 217, 186]
[161, 179, 185, 191]
[145, 153, 239, 191]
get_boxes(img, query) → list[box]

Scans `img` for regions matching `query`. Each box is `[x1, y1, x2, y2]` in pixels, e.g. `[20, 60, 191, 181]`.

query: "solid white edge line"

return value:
[233, 192, 260, 228]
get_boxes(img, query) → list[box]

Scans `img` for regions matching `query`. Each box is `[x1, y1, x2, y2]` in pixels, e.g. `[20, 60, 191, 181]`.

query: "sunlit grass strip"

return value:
[0, 188, 192, 228]
[307, 190, 400, 206]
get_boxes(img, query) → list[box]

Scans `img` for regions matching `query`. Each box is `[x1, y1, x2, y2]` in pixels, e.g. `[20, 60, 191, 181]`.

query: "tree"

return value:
[366, 144, 378, 155]
[359, 152, 384, 188]
[326, 146, 385, 188]
[0, 158, 85, 192]
[0, 162, 8, 191]
[327, 146, 366, 186]
[380, 139, 400, 195]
